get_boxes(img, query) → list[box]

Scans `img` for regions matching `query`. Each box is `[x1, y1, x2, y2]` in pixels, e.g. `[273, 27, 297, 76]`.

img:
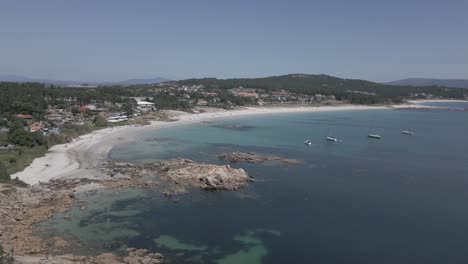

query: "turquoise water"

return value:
[44, 103, 468, 263]
[416, 101, 468, 109]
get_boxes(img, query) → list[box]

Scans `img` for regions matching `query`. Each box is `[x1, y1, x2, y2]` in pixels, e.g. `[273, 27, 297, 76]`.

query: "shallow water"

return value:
[42, 103, 468, 263]
[416, 100, 468, 109]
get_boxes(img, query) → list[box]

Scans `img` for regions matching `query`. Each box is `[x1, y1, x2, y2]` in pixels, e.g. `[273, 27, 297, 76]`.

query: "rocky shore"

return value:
[0, 180, 80, 255]
[0, 158, 254, 262]
[15, 248, 164, 264]
[0, 177, 157, 262]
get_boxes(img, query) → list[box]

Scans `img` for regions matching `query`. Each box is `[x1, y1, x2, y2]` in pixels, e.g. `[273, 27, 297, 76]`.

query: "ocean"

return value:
[41, 102, 468, 263]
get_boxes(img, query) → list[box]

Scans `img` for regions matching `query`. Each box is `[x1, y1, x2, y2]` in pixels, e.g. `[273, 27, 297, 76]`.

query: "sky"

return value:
[0, 0, 467, 82]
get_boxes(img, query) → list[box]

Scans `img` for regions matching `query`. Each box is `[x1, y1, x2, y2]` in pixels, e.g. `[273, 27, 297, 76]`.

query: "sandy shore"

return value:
[12, 105, 386, 185]
[391, 99, 468, 109]
[407, 99, 468, 103]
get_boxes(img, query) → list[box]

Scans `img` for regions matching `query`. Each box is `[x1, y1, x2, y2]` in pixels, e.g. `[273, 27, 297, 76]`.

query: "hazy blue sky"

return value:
[0, 0, 467, 82]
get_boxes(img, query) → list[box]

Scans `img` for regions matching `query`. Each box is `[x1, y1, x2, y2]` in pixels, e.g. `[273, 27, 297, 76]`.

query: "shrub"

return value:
[94, 115, 108, 127]
[0, 162, 9, 182]
[0, 245, 14, 264]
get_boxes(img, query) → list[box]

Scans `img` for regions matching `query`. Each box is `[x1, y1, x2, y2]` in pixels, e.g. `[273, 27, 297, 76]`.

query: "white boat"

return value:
[367, 120, 381, 139]
[326, 128, 340, 142]
[368, 134, 382, 139]
[402, 130, 414, 135]
[304, 140, 312, 145]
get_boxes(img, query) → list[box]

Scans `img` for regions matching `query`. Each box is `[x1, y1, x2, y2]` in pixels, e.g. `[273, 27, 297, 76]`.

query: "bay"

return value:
[42, 104, 468, 263]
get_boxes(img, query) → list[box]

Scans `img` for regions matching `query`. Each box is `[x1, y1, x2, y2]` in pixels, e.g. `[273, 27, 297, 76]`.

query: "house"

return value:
[197, 99, 208, 106]
[46, 110, 72, 125]
[236, 92, 259, 98]
[137, 101, 156, 112]
[0, 144, 15, 150]
[107, 115, 129, 123]
[16, 114, 33, 120]
[29, 121, 45, 132]
[132, 97, 154, 102]
[85, 104, 98, 110]
[271, 90, 289, 100]
[201, 92, 218, 97]
[79, 105, 89, 112]
[47, 127, 61, 135]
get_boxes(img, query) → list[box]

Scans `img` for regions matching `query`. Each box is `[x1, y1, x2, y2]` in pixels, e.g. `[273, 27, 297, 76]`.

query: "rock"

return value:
[94, 253, 121, 264]
[102, 159, 253, 191]
[218, 151, 302, 165]
[163, 159, 252, 190]
[53, 236, 69, 248]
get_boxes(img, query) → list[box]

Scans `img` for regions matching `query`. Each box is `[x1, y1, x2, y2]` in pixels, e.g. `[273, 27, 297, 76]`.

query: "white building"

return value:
[137, 101, 156, 112]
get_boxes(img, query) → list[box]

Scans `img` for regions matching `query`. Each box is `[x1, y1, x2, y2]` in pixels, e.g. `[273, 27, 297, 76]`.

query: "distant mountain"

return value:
[386, 78, 468, 89]
[111, 77, 170, 85]
[0, 74, 170, 86]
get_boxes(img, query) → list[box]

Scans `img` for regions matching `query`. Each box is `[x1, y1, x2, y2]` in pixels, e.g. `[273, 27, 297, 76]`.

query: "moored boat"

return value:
[368, 134, 382, 139]
[402, 130, 414, 135]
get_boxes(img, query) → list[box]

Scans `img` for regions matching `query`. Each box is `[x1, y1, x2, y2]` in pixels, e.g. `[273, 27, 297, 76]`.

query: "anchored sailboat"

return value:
[325, 128, 339, 142]
[402, 129, 414, 135]
[367, 133, 382, 139]
[367, 120, 382, 139]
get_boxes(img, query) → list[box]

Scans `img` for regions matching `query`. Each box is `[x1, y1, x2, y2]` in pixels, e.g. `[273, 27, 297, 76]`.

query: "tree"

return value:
[71, 106, 81, 116]
[0, 162, 9, 182]
[93, 115, 107, 127]
[120, 98, 137, 115]
[122, 102, 135, 115]
[83, 108, 94, 118]
[7, 121, 47, 148]
[0, 118, 8, 127]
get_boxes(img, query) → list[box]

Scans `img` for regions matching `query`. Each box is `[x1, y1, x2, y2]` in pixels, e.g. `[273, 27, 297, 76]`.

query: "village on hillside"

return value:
[1, 78, 465, 181]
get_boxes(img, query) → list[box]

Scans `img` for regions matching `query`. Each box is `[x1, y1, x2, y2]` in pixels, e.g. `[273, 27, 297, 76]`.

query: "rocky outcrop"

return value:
[161, 159, 253, 190]
[123, 248, 164, 264]
[102, 159, 253, 191]
[218, 152, 301, 165]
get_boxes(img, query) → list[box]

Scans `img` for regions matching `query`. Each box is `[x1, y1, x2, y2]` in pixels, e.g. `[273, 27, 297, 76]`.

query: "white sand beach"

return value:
[12, 104, 387, 185]
[391, 99, 468, 109]
[407, 99, 468, 103]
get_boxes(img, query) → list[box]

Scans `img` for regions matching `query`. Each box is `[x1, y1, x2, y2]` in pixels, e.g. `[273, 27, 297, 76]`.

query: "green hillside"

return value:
[178, 74, 468, 104]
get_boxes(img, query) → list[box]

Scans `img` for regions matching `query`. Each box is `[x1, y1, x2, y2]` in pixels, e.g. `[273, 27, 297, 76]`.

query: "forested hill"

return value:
[178, 74, 468, 103]
[385, 78, 468, 89]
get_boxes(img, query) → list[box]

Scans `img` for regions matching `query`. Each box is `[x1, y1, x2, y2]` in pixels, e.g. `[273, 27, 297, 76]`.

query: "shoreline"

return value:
[12, 104, 386, 185]
[3, 101, 466, 261]
[407, 99, 468, 103]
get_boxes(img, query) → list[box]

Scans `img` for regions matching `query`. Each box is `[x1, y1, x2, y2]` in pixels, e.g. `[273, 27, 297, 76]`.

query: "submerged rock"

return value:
[218, 152, 302, 165]
[14, 249, 164, 264]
